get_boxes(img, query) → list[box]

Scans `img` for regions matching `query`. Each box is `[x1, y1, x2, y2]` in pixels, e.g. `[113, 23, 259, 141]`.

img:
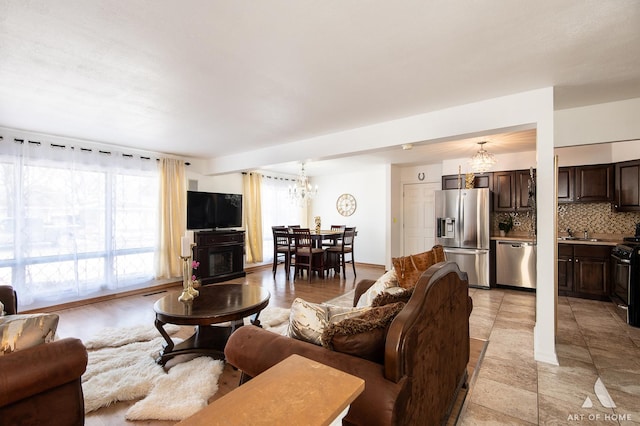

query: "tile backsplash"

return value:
[493, 203, 640, 237]
[557, 203, 640, 236]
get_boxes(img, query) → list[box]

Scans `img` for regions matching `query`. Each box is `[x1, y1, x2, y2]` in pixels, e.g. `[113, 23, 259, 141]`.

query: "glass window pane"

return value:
[21, 165, 106, 257]
[114, 252, 154, 284]
[0, 267, 11, 287]
[113, 174, 158, 250]
[0, 162, 15, 261]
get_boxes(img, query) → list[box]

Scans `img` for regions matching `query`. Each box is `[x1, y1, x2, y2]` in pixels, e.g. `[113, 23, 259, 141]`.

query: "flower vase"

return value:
[314, 216, 321, 233]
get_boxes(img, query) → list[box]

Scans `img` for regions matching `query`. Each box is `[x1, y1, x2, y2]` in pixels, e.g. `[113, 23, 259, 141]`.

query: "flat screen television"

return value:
[187, 191, 243, 230]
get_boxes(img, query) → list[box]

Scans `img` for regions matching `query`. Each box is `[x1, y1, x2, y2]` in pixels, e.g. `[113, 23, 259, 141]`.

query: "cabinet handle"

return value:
[575, 259, 579, 262]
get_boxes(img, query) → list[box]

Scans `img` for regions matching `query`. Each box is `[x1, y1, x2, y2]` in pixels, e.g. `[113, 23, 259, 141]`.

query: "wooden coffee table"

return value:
[154, 284, 270, 366]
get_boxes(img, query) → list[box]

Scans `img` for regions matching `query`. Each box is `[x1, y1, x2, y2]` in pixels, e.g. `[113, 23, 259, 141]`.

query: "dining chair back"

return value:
[292, 228, 325, 281]
[272, 228, 293, 279]
[326, 226, 356, 277]
[322, 225, 346, 247]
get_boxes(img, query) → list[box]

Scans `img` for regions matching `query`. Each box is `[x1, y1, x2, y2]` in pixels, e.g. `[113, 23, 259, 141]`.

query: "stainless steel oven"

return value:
[611, 242, 639, 327]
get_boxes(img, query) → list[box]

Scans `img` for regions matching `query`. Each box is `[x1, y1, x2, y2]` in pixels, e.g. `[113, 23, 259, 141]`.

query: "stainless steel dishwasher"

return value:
[496, 240, 536, 288]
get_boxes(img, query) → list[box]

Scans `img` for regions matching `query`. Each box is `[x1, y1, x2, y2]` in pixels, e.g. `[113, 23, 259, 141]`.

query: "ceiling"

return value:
[1, 1, 639, 175]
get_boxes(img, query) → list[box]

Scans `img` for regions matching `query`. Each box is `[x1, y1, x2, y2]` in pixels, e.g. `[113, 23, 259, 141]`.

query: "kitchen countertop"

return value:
[556, 238, 621, 247]
[491, 235, 625, 246]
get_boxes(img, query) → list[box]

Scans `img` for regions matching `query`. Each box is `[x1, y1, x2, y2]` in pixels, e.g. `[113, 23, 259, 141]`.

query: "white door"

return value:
[403, 182, 439, 255]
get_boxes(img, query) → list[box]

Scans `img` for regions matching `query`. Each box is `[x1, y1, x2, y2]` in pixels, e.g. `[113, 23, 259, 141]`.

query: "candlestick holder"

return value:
[178, 255, 199, 302]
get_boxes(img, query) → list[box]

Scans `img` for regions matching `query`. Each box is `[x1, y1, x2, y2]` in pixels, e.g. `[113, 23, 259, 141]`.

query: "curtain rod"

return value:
[4, 136, 190, 165]
[242, 171, 294, 182]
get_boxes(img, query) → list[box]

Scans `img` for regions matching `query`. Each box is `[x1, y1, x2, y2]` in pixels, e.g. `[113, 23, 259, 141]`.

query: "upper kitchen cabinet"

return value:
[493, 170, 535, 212]
[558, 164, 614, 203]
[441, 173, 492, 190]
[557, 167, 574, 203]
[574, 164, 614, 202]
[615, 159, 640, 211]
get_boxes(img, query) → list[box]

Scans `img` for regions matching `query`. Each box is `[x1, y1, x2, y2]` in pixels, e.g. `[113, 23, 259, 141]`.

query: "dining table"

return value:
[309, 229, 345, 248]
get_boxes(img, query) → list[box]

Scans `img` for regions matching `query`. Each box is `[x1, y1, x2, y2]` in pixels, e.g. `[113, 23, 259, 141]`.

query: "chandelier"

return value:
[289, 162, 318, 205]
[469, 141, 497, 174]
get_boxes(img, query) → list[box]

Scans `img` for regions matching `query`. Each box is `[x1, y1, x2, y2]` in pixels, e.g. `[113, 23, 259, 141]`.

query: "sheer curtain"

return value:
[260, 175, 301, 265]
[155, 158, 186, 279]
[0, 135, 159, 307]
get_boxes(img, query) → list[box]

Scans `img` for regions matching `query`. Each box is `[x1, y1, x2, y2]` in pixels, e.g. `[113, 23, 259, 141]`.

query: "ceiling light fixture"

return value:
[469, 141, 497, 174]
[289, 162, 318, 205]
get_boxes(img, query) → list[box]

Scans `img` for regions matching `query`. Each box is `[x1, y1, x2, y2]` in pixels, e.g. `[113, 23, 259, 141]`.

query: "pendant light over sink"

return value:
[469, 141, 497, 174]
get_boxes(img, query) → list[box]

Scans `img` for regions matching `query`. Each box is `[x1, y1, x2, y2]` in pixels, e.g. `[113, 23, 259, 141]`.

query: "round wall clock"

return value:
[336, 193, 357, 216]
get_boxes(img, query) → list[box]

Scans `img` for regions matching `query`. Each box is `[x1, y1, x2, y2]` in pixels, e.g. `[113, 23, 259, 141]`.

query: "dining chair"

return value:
[325, 227, 356, 277]
[322, 225, 346, 247]
[272, 228, 293, 279]
[292, 228, 325, 281]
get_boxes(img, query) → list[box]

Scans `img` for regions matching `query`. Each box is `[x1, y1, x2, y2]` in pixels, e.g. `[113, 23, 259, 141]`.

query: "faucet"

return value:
[566, 228, 574, 238]
[584, 229, 589, 239]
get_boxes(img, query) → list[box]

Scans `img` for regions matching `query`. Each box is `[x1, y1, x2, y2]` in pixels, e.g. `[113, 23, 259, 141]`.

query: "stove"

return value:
[611, 239, 640, 327]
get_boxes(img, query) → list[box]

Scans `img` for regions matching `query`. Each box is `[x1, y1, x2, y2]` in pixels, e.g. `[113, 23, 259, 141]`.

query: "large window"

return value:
[0, 139, 159, 307]
[260, 175, 299, 264]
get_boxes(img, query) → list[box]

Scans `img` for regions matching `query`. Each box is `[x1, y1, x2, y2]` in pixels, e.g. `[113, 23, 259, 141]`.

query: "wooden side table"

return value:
[177, 354, 365, 426]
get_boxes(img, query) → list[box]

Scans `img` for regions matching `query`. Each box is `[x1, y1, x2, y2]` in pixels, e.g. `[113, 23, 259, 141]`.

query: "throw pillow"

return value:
[391, 254, 422, 289]
[371, 287, 414, 307]
[287, 298, 369, 346]
[392, 245, 445, 288]
[355, 269, 399, 307]
[321, 302, 405, 364]
[0, 313, 59, 356]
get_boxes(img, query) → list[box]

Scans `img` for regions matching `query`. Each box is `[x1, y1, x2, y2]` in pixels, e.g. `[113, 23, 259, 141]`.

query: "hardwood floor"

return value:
[53, 263, 386, 426]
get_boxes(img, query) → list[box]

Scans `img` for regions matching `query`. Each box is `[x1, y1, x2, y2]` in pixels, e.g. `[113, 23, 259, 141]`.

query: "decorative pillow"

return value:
[371, 287, 414, 307]
[0, 313, 59, 356]
[392, 245, 445, 288]
[321, 302, 405, 364]
[287, 298, 369, 345]
[356, 269, 399, 307]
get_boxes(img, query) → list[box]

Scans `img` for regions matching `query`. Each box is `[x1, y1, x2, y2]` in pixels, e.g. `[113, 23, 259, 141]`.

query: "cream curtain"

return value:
[155, 158, 186, 279]
[243, 172, 263, 263]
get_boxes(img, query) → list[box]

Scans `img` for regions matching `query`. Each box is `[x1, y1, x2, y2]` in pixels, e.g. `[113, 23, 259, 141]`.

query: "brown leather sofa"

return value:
[0, 286, 88, 426]
[225, 261, 472, 426]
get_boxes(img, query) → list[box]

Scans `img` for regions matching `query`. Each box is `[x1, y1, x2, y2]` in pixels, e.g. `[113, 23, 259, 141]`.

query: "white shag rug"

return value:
[82, 324, 223, 421]
[82, 306, 293, 421]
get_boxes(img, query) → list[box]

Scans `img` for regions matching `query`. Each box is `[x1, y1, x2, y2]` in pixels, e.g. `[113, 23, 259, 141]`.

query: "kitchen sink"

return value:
[557, 237, 601, 242]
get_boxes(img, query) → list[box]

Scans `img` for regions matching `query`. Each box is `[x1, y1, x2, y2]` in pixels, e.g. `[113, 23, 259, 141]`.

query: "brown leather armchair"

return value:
[0, 284, 17, 315]
[225, 261, 472, 426]
[0, 286, 88, 426]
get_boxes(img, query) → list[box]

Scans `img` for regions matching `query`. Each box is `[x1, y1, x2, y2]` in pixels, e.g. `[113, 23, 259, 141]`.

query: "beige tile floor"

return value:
[460, 288, 640, 426]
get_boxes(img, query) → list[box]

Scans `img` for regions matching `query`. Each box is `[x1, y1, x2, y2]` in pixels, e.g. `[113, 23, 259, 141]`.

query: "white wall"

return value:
[186, 168, 243, 194]
[555, 98, 640, 147]
[310, 166, 387, 266]
[612, 140, 640, 162]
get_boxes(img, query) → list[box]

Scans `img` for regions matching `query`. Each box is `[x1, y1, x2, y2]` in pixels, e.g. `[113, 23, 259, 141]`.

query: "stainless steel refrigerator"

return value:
[435, 188, 490, 288]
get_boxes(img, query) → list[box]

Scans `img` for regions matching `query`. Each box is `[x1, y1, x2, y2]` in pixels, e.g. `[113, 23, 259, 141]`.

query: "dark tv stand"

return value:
[193, 230, 246, 285]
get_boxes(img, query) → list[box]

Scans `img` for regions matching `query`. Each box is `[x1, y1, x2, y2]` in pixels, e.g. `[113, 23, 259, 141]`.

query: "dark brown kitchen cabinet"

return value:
[614, 159, 640, 211]
[558, 243, 610, 300]
[557, 167, 574, 203]
[557, 244, 574, 293]
[441, 173, 492, 190]
[493, 171, 516, 211]
[558, 164, 614, 203]
[574, 164, 614, 202]
[493, 170, 535, 212]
